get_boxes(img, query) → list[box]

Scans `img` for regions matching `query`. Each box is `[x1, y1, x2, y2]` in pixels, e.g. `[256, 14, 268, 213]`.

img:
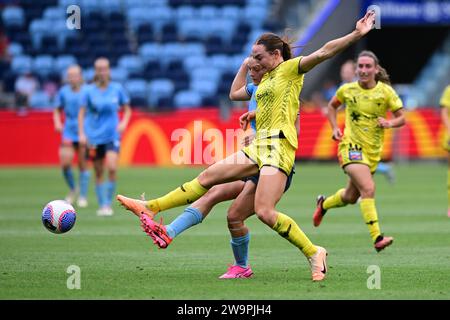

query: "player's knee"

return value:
[359, 183, 375, 198]
[254, 206, 274, 224]
[204, 186, 222, 202]
[198, 170, 214, 188]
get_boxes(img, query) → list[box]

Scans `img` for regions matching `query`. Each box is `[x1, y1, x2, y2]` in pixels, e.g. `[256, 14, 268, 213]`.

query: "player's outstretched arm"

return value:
[299, 11, 376, 74]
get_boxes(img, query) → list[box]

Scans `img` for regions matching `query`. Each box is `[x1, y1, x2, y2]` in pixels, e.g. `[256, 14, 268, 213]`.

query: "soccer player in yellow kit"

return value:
[118, 12, 376, 281]
[313, 50, 405, 252]
[439, 85, 450, 217]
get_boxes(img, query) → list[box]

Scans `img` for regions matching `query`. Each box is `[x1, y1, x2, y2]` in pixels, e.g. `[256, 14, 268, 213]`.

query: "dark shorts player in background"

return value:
[118, 12, 376, 282]
[78, 57, 132, 216]
[439, 84, 450, 217]
[53, 65, 90, 207]
[313, 50, 405, 252]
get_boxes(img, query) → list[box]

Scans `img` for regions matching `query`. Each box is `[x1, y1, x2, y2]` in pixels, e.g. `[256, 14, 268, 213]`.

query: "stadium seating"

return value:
[1, 0, 276, 109]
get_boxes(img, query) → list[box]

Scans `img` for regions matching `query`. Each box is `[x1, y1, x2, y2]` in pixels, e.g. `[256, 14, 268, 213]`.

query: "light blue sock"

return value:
[63, 168, 75, 190]
[105, 180, 116, 206]
[95, 183, 107, 207]
[79, 170, 90, 198]
[165, 207, 203, 238]
[376, 162, 390, 174]
[231, 233, 250, 268]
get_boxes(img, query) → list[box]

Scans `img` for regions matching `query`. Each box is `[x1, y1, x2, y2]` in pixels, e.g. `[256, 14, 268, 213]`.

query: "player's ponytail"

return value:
[375, 65, 391, 85]
[256, 33, 292, 61]
[358, 50, 391, 85]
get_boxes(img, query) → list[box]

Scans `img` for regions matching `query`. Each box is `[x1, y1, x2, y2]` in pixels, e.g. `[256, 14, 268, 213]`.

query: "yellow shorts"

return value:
[443, 135, 450, 152]
[338, 141, 380, 173]
[241, 137, 296, 176]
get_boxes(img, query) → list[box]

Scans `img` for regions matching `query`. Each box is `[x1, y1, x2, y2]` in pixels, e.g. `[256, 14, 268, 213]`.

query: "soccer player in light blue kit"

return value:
[79, 58, 132, 216]
[53, 65, 90, 207]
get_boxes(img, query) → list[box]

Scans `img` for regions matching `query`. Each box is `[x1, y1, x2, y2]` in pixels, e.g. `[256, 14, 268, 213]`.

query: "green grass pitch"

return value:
[0, 163, 449, 299]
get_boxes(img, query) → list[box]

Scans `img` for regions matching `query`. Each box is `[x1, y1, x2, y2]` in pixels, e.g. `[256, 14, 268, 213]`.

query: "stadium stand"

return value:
[0, 0, 279, 109]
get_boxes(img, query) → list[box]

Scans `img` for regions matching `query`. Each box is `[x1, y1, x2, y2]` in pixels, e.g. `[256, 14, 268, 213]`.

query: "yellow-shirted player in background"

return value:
[439, 84, 450, 217]
[313, 50, 406, 252]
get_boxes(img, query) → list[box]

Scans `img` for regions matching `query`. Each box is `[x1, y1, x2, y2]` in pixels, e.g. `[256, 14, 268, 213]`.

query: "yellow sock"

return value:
[323, 188, 346, 210]
[272, 212, 317, 258]
[147, 178, 208, 213]
[359, 198, 381, 242]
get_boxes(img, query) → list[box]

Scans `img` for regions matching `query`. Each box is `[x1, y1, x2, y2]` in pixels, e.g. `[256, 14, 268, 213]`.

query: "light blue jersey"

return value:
[82, 82, 130, 146]
[245, 83, 257, 131]
[54, 84, 88, 142]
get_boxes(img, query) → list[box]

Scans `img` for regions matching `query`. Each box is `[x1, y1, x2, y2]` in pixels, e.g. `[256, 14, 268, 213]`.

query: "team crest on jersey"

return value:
[349, 150, 363, 161]
[348, 143, 363, 161]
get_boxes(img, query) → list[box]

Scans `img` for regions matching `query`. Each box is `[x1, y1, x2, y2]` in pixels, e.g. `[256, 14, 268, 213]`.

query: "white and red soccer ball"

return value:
[42, 200, 77, 234]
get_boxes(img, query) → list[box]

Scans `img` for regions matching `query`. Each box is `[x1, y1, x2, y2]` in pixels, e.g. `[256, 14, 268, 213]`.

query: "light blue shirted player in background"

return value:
[78, 58, 132, 216]
[53, 65, 90, 207]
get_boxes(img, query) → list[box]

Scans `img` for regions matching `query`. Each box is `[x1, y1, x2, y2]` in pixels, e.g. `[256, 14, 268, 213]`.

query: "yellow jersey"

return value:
[440, 85, 450, 115]
[336, 81, 403, 155]
[255, 56, 304, 149]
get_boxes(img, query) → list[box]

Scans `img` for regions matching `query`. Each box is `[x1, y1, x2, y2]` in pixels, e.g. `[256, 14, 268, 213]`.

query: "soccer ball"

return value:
[42, 200, 77, 234]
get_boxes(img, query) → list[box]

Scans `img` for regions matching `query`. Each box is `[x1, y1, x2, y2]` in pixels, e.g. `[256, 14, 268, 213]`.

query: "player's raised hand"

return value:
[356, 10, 376, 36]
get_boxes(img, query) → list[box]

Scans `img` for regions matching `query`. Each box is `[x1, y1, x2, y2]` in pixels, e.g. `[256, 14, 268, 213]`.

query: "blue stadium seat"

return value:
[178, 19, 206, 40]
[175, 5, 196, 20]
[148, 78, 175, 106]
[7, 43, 23, 57]
[139, 43, 163, 64]
[183, 43, 206, 57]
[144, 6, 173, 33]
[33, 55, 55, 77]
[55, 55, 78, 74]
[30, 91, 51, 109]
[198, 6, 218, 20]
[174, 90, 202, 109]
[82, 68, 95, 82]
[2, 6, 25, 28]
[99, 0, 121, 13]
[242, 6, 267, 29]
[127, 7, 152, 31]
[209, 19, 237, 43]
[221, 5, 241, 20]
[125, 0, 167, 7]
[183, 55, 208, 72]
[118, 55, 144, 75]
[43, 6, 65, 20]
[209, 54, 231, 73]
[190, 79, 218, 97]
[11, 55, 33, 74]
[110, 67, 129, 83]
[29, 19, 51, 49]
[125, 79, 148, 99]
[190, 67, 221, 82]
[161, 43, 185, 67]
